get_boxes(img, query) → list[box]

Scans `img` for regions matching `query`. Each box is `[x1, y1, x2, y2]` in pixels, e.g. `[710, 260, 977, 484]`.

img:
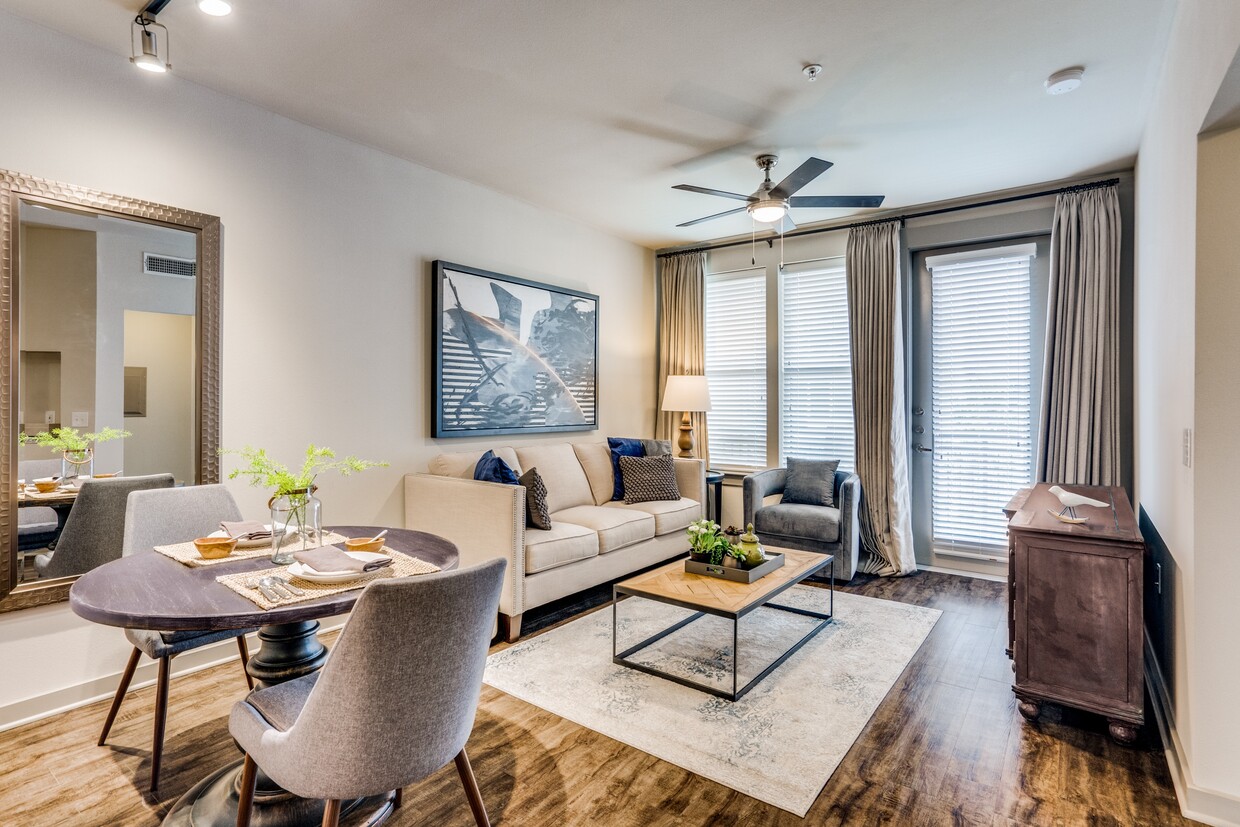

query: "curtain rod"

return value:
[656, 177, 1121, 260]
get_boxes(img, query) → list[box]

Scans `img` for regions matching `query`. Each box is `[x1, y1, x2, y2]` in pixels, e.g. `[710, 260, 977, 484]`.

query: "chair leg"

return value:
[454, 748, 490, 827]
[321, 799, 341, 827]
[149, 655, 171, 793]
[236, 754, 258, 827]
[236, 635, 254, 690]
[392, 787, 403, 808]
[98, 647, 142, 746]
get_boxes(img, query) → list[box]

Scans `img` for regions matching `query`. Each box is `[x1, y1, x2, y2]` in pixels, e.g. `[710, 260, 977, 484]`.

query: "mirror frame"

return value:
[0, 169, 221, 612]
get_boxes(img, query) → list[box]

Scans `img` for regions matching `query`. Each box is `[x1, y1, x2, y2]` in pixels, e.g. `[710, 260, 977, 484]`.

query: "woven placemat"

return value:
[155, 531, 350, 567]
[215, 549, 441, 610]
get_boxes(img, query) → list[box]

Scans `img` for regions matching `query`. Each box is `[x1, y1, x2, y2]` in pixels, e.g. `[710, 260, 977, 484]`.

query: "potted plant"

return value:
[687, 518, 732, 565]
[22, 426, 130, 479]
[222, 444, 387, 564]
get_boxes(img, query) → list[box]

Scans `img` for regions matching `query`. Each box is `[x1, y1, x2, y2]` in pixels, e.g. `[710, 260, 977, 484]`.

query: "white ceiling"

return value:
[0, 0, 1176, 248]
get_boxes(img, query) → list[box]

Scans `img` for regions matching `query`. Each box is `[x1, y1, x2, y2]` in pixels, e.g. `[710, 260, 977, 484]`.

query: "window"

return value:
[780, 262, 854, 470]
[926, 244, 1035, 551]
[704, 270, 766, 468]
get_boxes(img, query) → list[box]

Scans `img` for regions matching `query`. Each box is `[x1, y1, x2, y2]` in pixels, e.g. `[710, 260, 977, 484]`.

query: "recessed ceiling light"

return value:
[197, 0, 232, 16]
[1045, 67, 1085, 95]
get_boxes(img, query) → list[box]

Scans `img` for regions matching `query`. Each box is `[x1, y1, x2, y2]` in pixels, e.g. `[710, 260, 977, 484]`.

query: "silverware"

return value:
[259, 576, 293, 599]
[250, 578, 281, 602]
[271, 575, 305, 596]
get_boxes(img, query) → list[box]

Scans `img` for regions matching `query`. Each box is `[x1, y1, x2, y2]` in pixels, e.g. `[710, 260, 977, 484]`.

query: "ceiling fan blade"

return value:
[775, 213, 798, 232]
[789, 195, 886, 209]
[676, 206, 748, 228]
[673, 184, 754, 202]
[769, 157, 834, 199]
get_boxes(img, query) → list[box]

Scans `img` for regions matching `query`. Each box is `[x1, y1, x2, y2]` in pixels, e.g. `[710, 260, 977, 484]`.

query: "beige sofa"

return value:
[404, 441, 705, 642]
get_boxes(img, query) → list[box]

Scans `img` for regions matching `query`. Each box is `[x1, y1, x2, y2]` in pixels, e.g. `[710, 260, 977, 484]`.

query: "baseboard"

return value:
[1144, 633, 1240, 827]
[0, 618, 346, 733]
[916, 563, 1006, 582]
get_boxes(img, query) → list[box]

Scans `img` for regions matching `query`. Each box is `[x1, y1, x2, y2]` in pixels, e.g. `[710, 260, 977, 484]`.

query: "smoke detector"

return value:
[1045, 67, 1084, 95]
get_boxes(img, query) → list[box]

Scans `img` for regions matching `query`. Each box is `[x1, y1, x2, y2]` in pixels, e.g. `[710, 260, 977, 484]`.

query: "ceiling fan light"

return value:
[197, 0, 233, 16]
[749, 200, 787, 223]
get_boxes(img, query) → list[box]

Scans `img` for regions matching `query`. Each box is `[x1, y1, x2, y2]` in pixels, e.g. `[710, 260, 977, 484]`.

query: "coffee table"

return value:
[612, 547, 833, 701]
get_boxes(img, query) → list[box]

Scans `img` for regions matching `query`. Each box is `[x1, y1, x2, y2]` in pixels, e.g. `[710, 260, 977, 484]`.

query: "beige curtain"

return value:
[1038, 185, 1122, 486]
[846, 221, 916, 576]
[656, 251, 708, 461]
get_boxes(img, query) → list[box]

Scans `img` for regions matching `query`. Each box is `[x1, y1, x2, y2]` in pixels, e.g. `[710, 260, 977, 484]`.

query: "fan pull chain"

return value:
[751, 216, 756, 266]
[779, 222, 785, 272]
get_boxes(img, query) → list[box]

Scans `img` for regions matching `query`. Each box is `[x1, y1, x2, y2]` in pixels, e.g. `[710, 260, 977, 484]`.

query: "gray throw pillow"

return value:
[619, 454, 680, 504]
[518, 467, 552, 530]
[640, 438, 673, 457]
[780, 457, 841, 508]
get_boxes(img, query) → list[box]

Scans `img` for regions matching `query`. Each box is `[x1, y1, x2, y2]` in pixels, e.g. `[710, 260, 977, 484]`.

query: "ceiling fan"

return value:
[674, 154, 884, 229]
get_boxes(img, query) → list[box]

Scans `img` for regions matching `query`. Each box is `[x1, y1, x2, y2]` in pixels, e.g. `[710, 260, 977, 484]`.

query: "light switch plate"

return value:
[71, 411, 89, 428]
[44, 410, 55, 424]
[1182, 428, 1193, 468]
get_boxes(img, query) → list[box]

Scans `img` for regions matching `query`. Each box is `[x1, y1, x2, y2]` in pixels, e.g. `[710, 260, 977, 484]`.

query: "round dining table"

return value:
[70, 526, 459, 827]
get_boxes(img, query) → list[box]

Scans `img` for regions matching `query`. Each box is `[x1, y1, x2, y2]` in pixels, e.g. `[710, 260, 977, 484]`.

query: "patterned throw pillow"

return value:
[518, 467, 552, 530]
[619, 454, 681, 504]
[473, 449, 519, 485]
[781, 457, 841, 508]
[607, 437, 646, 500]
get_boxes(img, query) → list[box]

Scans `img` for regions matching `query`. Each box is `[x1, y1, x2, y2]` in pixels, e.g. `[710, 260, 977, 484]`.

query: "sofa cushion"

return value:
[524, 521, 598, 574]
[604, 498, 699, 536]
[429, 447, 522, 479]
[755, 503, 841, 544]
[474, 450, 519, 485]
[514, 444, 593, 513]
[606, 437, 646, 501]
[551, 505, 655, 554]
[573, 442, 615, 506]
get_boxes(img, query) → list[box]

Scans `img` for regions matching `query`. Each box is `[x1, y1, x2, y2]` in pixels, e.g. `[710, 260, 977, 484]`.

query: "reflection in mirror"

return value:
[15, 200, 198, 585]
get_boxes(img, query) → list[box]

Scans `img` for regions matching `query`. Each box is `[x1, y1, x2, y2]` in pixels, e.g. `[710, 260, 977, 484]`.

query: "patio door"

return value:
[908, 239, 1049, 576]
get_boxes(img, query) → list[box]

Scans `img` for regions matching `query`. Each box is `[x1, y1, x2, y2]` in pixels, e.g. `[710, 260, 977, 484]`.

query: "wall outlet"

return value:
[44, 410, 55, 425]
[71, 411, 89, 428]
[1182, 428, 1193, 468]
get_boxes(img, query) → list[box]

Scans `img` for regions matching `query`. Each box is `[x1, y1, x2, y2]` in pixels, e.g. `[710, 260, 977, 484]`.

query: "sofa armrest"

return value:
[834, 470, 861, 581]
[743, 468, 788, 527]
[673, 458, 707, 517]
[403, 473, 525, 617]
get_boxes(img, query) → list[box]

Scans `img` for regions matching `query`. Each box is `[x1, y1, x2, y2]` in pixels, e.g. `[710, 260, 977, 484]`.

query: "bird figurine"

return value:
[1047, 485, 1109, 524]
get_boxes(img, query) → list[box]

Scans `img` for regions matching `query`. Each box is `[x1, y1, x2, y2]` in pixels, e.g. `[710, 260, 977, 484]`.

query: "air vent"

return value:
[143, 253, 196, 278]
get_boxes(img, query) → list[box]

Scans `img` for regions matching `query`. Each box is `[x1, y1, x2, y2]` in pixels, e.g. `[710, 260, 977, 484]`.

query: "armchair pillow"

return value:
[518, 467, 552, 530]
[781, 457, 841, 508]
[474, 450, 519, 486]
[619, 454, 680, 504]
[607, 437, 647, 501]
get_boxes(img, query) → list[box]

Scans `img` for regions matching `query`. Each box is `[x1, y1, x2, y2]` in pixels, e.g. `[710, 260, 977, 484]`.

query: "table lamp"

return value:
[661, 375, 712, 458]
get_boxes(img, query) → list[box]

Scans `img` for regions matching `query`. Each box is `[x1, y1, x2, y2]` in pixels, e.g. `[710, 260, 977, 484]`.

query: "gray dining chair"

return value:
[33, 474, 176, 580]
[97, 484, 259, 793]
[231, 558, 506, 827]
[17, 458, 62, 554]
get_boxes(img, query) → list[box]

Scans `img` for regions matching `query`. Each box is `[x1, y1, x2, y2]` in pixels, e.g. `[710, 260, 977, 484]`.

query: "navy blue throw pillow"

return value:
[474, 450, 519, 486]
[606, 437, 646, 501]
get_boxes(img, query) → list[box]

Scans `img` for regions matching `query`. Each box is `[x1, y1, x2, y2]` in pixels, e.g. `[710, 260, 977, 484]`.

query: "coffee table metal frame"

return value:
[612, 553, 834, 701]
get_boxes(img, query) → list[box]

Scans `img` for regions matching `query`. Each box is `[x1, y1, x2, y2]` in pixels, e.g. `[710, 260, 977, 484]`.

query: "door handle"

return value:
[914, 444, 934, 453]
[912, 407, 924, 416]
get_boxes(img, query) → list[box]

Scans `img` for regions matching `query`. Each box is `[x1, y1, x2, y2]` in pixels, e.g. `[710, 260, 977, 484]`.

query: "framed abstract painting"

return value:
[432, 260, 599, 438]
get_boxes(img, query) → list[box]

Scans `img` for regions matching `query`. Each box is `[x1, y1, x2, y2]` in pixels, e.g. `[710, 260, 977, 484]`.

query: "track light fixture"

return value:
[130, 15, 170, 73]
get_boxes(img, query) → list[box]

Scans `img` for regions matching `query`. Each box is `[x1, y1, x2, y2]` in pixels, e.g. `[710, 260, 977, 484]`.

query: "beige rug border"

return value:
[483, 588, 941, 816]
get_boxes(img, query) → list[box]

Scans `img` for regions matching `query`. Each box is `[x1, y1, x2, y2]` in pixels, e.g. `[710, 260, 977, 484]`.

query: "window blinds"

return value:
[780, 262, 854, 470]
[704, 270, 766, 469]
[927, 246, 1035, 551]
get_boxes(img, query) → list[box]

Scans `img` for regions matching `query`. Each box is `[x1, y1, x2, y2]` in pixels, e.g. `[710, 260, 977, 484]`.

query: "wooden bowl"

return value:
[33, 480, 59, 493]
[94, 472, 118, 479]
[345, 536, 385, 553]
[193, 536, 237, 560]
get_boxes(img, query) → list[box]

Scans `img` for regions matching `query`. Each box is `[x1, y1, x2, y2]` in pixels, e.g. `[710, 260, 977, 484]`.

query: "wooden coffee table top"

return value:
[616, 547, 830, 618]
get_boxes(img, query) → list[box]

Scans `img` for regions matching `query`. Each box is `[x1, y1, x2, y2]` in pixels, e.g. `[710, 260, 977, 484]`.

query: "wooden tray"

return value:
[685, 552, 785, 584]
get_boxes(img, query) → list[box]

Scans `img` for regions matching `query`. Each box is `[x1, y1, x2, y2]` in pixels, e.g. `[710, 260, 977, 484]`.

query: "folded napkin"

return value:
[293, 546, 393, 574]
[220, 520, 272, 541]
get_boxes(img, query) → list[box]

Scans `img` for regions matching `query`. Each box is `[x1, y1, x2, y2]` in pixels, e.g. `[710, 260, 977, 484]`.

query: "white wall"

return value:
[1134, 0, 1240, 821]
[123, 311, 196, 484]
[0, 11, 655, 726]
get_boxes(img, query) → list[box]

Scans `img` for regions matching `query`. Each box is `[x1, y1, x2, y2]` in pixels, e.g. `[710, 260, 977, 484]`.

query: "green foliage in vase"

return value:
[22, 426, 131, 454]
[222, 444, 388, 496]
[687, 518, 733, 565]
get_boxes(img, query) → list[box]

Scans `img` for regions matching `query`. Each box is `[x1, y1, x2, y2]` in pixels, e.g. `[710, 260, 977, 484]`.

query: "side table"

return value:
[705, 469, 724, 525]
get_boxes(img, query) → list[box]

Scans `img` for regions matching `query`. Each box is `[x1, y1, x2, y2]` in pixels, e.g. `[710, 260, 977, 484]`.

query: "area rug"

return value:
[484, 586, 941, 816]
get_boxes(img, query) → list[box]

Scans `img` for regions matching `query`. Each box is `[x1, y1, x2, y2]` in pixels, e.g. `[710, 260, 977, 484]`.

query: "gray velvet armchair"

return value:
[743, 468, 861, 582]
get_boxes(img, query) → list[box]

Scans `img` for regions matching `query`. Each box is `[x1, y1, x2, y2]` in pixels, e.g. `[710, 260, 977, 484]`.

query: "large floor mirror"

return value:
[0, 171, 221, 612]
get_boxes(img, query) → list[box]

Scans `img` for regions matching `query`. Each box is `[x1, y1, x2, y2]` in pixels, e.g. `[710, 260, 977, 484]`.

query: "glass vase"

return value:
[61, 448, 93, 480]
[268, 486, 323, 565]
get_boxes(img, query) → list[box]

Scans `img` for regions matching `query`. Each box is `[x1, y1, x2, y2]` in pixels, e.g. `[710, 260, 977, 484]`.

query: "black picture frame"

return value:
[432, 260, 599, 438]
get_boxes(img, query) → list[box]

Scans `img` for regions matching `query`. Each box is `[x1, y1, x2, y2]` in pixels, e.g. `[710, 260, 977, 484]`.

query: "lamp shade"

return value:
[661, 375, 712, 413]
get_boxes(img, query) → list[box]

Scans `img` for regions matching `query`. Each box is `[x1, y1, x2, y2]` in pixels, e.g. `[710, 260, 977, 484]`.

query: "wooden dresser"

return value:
[1005, 483, 1144, 744]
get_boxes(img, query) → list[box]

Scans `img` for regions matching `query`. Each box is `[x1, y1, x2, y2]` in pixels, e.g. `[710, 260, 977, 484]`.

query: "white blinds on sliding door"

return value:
[705, 270, 766, 469]
[928, 247, 1034, 551]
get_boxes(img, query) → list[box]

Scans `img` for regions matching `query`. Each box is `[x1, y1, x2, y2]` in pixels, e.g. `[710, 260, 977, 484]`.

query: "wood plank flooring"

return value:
[0, 570, 1195, 826]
